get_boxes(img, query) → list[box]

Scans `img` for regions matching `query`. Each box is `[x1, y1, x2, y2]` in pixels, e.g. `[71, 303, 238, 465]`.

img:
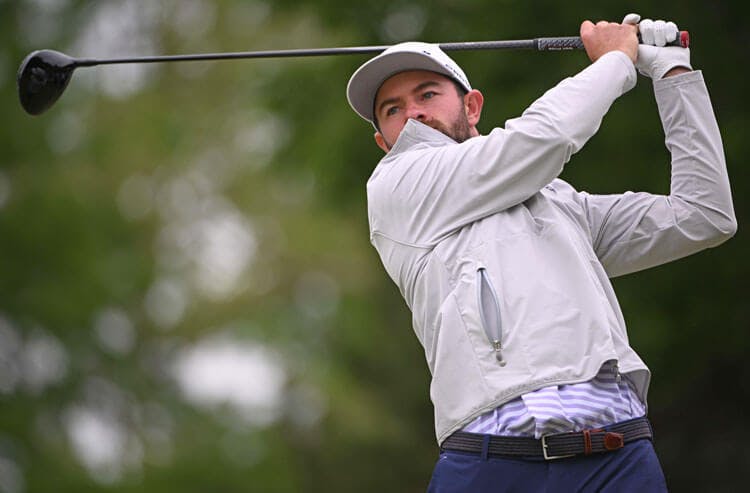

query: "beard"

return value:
[424, 109, 473, 144]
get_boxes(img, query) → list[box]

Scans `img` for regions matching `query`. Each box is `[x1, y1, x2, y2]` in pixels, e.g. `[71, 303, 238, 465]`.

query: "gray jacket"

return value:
[365, 52, 737, 444]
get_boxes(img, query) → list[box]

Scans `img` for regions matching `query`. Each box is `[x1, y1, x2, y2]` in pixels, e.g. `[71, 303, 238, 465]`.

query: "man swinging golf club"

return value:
[346, 13, 736, 492]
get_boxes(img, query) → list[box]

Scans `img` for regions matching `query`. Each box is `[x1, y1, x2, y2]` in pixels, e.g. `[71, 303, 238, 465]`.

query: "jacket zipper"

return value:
[477, 267, 506, 366]
[613, 362, 622, 383]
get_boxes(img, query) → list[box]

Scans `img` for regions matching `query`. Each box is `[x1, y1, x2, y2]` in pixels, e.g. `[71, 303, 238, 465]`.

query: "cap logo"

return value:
[443, 63, 468, 85]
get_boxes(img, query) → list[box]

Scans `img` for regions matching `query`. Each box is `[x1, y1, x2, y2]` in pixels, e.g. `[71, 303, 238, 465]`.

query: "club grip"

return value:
[536, 37, 584, 51]
[536, 31, 689, 51]
[638, 31, 690, 48]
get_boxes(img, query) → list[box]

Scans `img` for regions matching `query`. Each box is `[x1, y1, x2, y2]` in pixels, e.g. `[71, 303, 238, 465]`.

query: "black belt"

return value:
[440, 417, 653, 460]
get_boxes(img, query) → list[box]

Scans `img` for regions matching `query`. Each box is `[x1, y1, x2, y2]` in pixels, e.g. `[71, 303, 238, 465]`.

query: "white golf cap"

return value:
[346, 41, 472, 123]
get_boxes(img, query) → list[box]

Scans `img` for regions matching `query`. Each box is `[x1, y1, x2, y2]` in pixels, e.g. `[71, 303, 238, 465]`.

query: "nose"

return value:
[405, 102, 426, 121]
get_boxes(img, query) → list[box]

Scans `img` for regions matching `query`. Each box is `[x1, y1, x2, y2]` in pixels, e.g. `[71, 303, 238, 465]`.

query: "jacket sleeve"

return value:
[580, 71, 737, 277]
[368, 51, 637, 247]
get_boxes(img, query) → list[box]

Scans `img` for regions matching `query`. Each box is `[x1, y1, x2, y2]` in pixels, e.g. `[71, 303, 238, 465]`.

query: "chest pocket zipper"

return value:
[477, 268, 506, 366]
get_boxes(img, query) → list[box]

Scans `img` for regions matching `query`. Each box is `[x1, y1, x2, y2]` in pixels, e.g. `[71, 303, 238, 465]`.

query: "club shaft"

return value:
[70, 32, 688, 67]
[72, 45, 411, 66]
[71, 38, 581, 67]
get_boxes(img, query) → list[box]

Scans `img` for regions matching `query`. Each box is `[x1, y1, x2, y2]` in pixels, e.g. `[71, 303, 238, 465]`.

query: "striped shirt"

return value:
[463, 361, 646, 439]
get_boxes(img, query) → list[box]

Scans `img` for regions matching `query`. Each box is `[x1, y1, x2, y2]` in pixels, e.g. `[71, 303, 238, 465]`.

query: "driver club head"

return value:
[17, 50, 77, 116]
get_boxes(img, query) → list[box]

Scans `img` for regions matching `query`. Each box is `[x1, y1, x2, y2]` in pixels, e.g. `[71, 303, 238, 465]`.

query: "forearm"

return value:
[589, 70, 736, 277]
[505, 51, 637, 152]
[655, 70, 737, 235]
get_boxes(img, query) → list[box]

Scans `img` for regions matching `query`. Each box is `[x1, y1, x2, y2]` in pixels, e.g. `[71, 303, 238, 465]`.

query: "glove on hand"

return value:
[622, 13, 692, 79]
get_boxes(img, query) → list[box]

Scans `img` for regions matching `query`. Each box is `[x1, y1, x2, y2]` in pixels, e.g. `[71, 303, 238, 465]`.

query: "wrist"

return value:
[662, 66, 691, 78]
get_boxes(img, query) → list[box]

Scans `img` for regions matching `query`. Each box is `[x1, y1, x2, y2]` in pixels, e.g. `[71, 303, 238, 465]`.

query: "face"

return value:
[373, 70, 483, 152]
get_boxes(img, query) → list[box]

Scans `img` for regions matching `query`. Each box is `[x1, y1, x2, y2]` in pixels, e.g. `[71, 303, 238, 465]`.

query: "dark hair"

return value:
[373, 78, 469, 132]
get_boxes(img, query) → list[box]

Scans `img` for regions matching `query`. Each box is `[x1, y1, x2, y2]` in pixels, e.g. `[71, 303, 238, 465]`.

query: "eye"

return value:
[422, 91, 437, 100]
[385, 106, 399, 117]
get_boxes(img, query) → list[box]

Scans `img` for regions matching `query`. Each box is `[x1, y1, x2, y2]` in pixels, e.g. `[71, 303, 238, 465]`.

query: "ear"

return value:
[374, 131, 390, 153]
[463, 89, 484, 130]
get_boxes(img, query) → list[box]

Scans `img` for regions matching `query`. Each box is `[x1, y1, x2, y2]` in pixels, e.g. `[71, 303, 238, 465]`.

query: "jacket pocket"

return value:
[476, 267, 506, 366]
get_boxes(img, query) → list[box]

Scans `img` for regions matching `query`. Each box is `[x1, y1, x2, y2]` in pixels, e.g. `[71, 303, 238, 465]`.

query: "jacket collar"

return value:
[386, 119, 457, 157]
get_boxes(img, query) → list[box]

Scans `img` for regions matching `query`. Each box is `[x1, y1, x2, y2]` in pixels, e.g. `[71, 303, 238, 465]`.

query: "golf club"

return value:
[17, 32, 689, 116]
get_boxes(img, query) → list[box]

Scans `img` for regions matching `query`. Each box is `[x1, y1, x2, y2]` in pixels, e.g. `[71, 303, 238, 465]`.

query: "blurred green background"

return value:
[1, 0, 747, 492]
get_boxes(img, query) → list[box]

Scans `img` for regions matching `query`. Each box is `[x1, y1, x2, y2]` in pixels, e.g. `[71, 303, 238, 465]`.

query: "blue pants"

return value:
[427, 438, 667, 492]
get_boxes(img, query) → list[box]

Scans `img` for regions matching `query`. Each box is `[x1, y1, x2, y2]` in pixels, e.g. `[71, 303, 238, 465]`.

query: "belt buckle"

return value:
[541, 433, 576, 460]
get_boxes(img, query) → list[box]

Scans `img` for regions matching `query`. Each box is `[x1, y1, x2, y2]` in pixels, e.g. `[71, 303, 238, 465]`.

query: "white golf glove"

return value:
[622, 13, 692, 79]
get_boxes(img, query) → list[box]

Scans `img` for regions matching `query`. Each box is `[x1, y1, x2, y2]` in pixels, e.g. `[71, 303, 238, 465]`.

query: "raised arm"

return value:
[579, 18, 736, 275]
[368, 24, 639, 246]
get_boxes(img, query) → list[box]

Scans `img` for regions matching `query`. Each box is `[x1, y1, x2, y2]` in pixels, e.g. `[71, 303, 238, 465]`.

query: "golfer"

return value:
[346, 13, 736, 492]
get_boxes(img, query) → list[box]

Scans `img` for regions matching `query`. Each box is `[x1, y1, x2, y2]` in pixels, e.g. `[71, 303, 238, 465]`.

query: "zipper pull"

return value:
[613, 362, 622, 383]
[493, 340, 507, 367]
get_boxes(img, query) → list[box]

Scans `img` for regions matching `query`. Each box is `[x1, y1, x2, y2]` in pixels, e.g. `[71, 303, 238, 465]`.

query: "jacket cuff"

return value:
[653, 69, 703, 91]
[595, 51, 637, 94]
